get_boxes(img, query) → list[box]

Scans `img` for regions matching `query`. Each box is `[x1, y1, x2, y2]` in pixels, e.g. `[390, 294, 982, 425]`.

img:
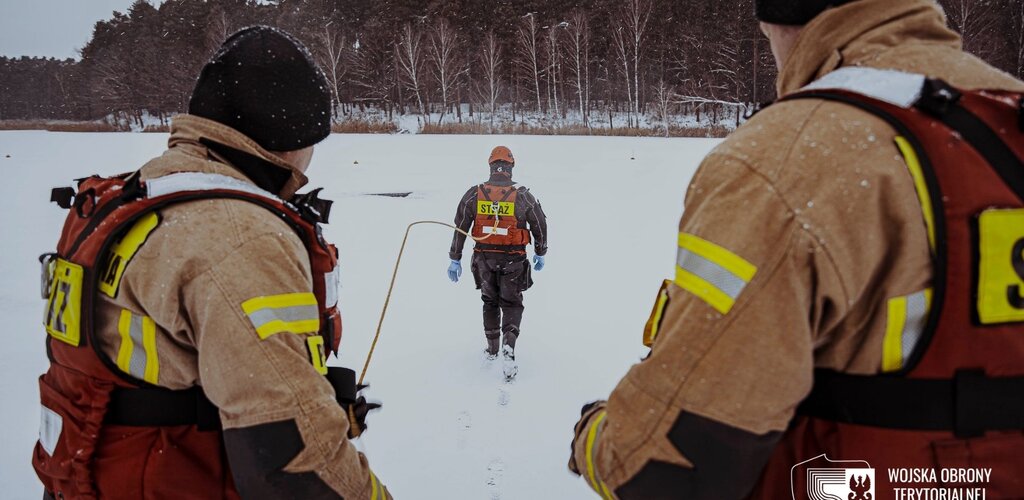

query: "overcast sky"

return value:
[0, 0, 156, 59]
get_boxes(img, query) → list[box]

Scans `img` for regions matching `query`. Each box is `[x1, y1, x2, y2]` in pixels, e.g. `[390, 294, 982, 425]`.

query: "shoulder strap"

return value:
[913, 79, 1024, 201]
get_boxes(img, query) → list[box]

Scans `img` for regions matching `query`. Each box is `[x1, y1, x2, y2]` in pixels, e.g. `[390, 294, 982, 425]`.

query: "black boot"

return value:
[501, 326, 518, 353]
[501, 326, 518, 381]
[485, 330, 500, 359]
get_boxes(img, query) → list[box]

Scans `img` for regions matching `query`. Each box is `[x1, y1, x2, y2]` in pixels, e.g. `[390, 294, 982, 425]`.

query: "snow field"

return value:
[0, 131, 718, 499]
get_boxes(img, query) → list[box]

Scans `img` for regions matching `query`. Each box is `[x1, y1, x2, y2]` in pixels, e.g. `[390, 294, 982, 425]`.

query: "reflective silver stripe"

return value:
[324, 266, 340, 308]
[482, 226, 510, 236]
[676, 248, 747, 299]
[146, 173, 280, 201]
[247, 304, 320, 330]
[127, 314, 148, 380]
[901, 290, 929, 365]
[802, 67, 926, 109]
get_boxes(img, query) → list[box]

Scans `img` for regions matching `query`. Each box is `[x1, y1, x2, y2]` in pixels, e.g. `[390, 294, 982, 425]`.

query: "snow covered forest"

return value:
[1, 0, 1023, 135]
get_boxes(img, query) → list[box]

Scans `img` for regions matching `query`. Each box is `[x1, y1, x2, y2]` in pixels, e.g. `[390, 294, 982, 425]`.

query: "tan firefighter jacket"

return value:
[568, 0, 1024, 497]
[93, 114, 392, 499]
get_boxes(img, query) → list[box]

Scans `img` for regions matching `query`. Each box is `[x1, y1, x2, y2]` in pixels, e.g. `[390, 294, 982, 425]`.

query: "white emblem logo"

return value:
[792, 454, 875, 500]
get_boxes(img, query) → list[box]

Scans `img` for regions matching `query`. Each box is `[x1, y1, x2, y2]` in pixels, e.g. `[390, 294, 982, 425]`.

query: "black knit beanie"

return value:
[189, 26, 331, 152]
[755, 0, 862, 25]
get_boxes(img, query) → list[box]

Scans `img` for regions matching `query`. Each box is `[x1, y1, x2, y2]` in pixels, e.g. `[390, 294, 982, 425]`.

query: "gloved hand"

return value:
[448, 259, 462, 282]
[533, 255, 545, 271]
[344, 388, 382, 439]
[327, 367, 382, 439]
[568, 400, 607, 475]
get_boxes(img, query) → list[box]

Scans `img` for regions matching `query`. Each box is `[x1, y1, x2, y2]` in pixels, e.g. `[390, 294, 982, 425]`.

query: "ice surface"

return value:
[0, 131, 717, 499]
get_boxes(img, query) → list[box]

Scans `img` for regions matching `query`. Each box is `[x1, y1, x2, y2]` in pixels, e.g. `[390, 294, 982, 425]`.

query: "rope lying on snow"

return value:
[347, 217, 499, 438]
[358, 218, 497, 385]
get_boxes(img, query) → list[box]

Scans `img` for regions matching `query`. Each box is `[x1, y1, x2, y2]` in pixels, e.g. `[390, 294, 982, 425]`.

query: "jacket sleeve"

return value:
[184, 231, 391, 500]
[449, 186, 478, 261]
[519, 188, 548, 256]
[568, 153, 846, 499]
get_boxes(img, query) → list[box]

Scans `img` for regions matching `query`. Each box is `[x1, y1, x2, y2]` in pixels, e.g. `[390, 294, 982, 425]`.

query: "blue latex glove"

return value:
[448, 260, 462, 282]
[533, 255, 545, 271]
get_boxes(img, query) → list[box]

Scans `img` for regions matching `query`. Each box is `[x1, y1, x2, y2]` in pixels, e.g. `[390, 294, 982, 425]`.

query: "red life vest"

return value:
[751, 68, 1024, 499]
[34, 171, 343, 499]
[472, 183, 531, 252]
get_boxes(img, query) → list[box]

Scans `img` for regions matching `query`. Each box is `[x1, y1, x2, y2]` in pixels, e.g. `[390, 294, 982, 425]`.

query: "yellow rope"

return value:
[347, 210, 502, 438]
[357, 217, 498, 386]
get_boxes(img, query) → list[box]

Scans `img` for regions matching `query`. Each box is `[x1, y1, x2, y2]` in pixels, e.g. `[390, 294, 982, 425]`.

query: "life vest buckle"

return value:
[916, 78, 963, 118]
[39, 253, 57, 300]
[50, 187, 75, 209]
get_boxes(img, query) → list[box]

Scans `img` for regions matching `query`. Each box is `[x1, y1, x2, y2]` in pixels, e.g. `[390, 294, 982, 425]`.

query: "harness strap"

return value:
[106, 386, 221, 431]
[475, 243, 527, 253]
[105, 366, 359, 431]
[798, 369, 1024, 438]
[915, 80, 1024, 201]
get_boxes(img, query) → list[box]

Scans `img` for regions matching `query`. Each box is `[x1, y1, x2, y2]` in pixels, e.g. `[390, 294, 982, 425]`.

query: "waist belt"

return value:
[474, 244, 526, 253]
[106, 386, 221, 431]
[105, 367, 359, 432]
[798, 369, 1024, 438]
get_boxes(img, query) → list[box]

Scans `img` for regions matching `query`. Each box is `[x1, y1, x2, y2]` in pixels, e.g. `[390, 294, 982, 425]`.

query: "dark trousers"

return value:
[471, 252, 532, 335]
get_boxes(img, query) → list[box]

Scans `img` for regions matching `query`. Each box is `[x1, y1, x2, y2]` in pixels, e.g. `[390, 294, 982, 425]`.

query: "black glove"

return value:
[569, 400, 606, 475]
[326, 367, 382, 438]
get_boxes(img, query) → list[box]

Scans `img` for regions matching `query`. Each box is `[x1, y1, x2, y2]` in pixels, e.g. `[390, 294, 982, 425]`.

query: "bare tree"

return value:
[942, 0, 1001, 60]
[516, 13, 543, 113]
[1016, 0, 1024, 77]
[652, 79, 675, 137]
[543, 24, 564, 117]
[395, 22, 428, 120]
[428, 17, 465, 125]
[477, 30, 504, 127]
[610, 25, 633, 127]
[313, 22, 348, 119]
[565, 9, 592, 127]
[623, 0, 652, 121]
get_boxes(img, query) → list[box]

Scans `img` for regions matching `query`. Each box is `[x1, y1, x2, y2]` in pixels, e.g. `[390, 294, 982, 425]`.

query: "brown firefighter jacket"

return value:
[568, 1, 1024, 498]
[92, 115, 391, 499]
[449, 175, 548, 260]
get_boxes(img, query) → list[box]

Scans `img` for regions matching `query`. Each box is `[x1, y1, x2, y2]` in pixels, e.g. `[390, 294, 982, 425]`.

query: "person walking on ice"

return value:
[447, 146, 548, 380]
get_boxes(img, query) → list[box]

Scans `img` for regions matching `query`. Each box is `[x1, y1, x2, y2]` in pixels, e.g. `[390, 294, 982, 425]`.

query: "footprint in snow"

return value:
[498, 388, 510, 407]
[456, 411, 472, 450]
[486, 458, 505, 500]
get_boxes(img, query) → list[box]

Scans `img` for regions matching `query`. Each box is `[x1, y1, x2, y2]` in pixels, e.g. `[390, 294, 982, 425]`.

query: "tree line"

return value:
[1, 0, 1022, 132]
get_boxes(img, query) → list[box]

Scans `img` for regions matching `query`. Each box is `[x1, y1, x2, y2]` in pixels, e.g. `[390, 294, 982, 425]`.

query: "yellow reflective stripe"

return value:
[585, 410, 613, 498]
[894, 136, 936, 253]
[115, 309, 159, 383]
[141, 315, 159, 384]
[241, 292, 320, 340]
[369, 471, 380, 500]
[882, 296, 907, 372]
[99, 212, 160, 298]
[678, 233, 757, 282]
[116, 309, 134, 373]
[675, 267, 736, 315]
[882, 289, 932, 372]
[241, 292, 318, 313]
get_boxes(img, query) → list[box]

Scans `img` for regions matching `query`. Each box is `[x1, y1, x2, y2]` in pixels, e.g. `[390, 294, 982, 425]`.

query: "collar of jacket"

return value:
[777, 0, 961, 97]
[166, 114, 309, 199]
[486, 174, 515, 186]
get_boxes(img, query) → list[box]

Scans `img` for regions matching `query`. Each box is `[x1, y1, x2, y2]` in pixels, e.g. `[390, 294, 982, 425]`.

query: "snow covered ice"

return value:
[0, 131, 717, 499]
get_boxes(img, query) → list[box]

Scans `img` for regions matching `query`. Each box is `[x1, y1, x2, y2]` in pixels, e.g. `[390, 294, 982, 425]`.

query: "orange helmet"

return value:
[488, 146, 514, 166]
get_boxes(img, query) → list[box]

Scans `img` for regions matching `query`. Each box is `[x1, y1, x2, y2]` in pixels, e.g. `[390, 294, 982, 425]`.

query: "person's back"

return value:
[448, 147, 548, 379]
[565, 1, 1024, 498]
[34, 27, 391, 500]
